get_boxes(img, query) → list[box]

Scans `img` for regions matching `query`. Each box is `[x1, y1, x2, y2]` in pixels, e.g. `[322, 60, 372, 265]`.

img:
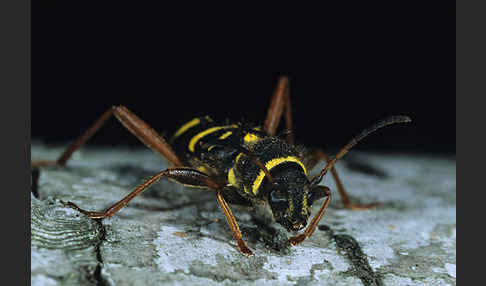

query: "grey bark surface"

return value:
[31, 143, 456, 286]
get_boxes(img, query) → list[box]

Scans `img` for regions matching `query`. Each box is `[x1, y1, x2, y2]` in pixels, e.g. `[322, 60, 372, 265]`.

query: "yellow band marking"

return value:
[174, 118, 200, 138]
[244, 133, 260, 143]
[235, 153, 243, 163]
[219, 131, 233, 140]
[188, 125, 238, 152]
[251, 156, 307, 195]
[228, 167, 237, 186]
[288, 196, 294, 213]
[229, 153, 248, 194]
[301, 193, 308, 216]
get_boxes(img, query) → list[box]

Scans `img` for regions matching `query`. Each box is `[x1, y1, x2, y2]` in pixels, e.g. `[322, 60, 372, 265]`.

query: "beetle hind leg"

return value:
[32, 105, 184, 168]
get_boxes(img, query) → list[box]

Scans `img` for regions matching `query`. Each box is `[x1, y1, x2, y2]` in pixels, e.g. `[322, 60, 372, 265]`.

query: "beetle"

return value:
[32, 76, 411, 256]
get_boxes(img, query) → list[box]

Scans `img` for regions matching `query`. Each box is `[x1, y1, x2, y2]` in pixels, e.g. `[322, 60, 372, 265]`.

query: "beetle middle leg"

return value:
[305, 149, 381, 210]
[63, 167, 254, 255]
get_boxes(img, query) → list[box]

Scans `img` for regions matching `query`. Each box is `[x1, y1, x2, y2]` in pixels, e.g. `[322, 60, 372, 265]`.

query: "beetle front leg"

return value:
[216, 190, 253, 256]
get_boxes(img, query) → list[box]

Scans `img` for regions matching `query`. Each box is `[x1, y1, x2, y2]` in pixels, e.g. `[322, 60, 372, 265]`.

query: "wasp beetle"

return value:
[32, 76, 411, 256]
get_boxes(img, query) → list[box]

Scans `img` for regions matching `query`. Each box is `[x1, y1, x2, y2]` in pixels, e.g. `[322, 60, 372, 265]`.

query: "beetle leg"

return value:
[305, 149, 381, 210]
[63, 167, 254, 256]
[263, 76, 294, 144]
[63, 168, 217, 218]
[32, 105, 184, 168]
[216, 191, 253, 256]
[308, 116, 411, 209]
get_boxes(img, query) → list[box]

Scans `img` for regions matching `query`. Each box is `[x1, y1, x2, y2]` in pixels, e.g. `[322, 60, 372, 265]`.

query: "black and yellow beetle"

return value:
[32, 76, 411, 256]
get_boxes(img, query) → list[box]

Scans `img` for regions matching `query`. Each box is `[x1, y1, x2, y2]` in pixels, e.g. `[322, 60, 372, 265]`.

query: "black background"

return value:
[31, 1, 455, 154]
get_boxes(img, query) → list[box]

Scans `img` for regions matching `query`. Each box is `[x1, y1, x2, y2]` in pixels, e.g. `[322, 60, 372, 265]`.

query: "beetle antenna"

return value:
[310, 115, 411, 186]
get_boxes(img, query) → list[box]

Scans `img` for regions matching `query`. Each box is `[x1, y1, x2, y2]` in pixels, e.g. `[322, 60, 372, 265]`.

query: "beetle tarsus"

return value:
[237, 240, 254, 256]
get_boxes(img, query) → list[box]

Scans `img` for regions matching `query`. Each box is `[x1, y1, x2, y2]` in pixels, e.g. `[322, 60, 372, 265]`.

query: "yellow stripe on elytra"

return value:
[219, 131, 233, 140]
[251, 156, 307, 195]
[244, 133, 260, 143]
[173, 118, 200, 138]
[188, 125, 238, 152]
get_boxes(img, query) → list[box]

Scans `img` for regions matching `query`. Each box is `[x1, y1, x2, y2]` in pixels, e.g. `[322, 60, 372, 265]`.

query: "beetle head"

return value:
[267, 168, 317, 232]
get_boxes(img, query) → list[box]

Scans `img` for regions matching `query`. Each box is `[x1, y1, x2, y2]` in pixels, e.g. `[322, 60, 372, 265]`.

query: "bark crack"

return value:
[320, 225, 384, 286]
[92, 220, 109, 286]
[31, 167, 40, 199]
